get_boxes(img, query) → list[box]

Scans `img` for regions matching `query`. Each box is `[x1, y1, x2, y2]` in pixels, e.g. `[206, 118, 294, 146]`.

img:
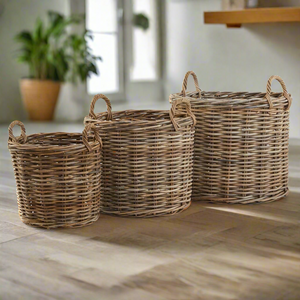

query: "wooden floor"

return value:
[1, 123, 300, 300]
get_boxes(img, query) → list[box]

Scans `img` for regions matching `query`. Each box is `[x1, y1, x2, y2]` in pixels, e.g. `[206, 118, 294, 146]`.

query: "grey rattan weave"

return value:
[84, 94, 196, 217]
[8, 121, 102, 228]
[169, 71, 292, 204]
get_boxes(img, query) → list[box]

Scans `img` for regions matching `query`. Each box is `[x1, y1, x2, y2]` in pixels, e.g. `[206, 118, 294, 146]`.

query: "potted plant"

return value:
[14, 11, 101, 121]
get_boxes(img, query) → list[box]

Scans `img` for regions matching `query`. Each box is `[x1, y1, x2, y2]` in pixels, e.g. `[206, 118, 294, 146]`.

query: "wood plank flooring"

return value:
[1, 123, 300, 300]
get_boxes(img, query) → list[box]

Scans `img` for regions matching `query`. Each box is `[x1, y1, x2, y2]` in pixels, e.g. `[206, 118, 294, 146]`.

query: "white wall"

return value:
[165, 0, 300, 139]
[0, 0, 72, 123]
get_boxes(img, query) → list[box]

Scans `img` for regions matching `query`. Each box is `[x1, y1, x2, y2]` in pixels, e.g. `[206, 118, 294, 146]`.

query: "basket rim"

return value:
[8, 131, 100, 152]
[85, 109, 195, 127]
[169, 91, 291, 110]
[176, 72, 292, 110]
[171, 91, 291, 98]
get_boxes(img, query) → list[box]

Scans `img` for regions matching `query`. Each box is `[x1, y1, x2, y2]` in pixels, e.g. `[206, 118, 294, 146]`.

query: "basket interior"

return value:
[11, 132, 97, 150]
[187, 91, 282, 99]
[97, 110, 173, 122]
[24, 133, 83, 146]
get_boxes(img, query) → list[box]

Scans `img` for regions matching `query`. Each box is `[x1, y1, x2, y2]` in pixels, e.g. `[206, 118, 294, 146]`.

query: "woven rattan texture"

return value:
[84, 94, 195, 217]
[8, 121, 102, 229]
[169, 72, 292, 204]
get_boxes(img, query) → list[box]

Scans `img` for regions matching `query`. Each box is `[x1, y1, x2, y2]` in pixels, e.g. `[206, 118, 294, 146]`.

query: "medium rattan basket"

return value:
[84, 94, 196, 217]
[8, 121, 103, 229]
[169, 71, 292, 204]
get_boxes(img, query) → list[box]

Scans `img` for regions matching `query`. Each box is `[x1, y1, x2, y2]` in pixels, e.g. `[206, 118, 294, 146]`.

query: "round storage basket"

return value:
[170, 71, 292, 204]
[8, 121, 103, 229]
[84, 94, 196, 217]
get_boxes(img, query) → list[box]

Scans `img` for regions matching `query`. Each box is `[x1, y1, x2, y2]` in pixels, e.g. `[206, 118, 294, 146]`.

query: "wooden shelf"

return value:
[204, 7, 300, 28]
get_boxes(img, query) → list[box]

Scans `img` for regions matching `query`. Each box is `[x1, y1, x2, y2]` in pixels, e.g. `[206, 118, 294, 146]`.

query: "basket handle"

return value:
[169, 98, 196, 131]
[82, 124, 103, 152]
[89, 94, 113, 121]
[181, 71, 202, 97]
[265, 75, 292, 110]
[8, 120, 27, 143]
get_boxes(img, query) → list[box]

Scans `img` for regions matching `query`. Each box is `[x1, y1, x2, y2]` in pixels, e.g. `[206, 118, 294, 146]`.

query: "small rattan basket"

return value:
[8, 121, 102, 229]
[170, 71, 292, 204]
[84, 94, 196, 217]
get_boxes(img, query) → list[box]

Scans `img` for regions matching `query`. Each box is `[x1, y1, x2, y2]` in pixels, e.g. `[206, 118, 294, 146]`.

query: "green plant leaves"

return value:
[33, 18, 44, 42]
[14, 10, 101, 83]
[48, 11, 64, 26]
[14, 31, 33, 45]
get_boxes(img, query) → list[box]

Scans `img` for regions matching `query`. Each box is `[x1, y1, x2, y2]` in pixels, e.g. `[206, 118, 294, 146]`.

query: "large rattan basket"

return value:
[8, 121, 103, 229]
[170, 71, 292, 204]
[84, 94, 196, 217]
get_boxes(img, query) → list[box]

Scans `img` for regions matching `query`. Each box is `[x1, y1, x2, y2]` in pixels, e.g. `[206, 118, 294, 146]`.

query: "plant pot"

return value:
[20, 79, 61, 121]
